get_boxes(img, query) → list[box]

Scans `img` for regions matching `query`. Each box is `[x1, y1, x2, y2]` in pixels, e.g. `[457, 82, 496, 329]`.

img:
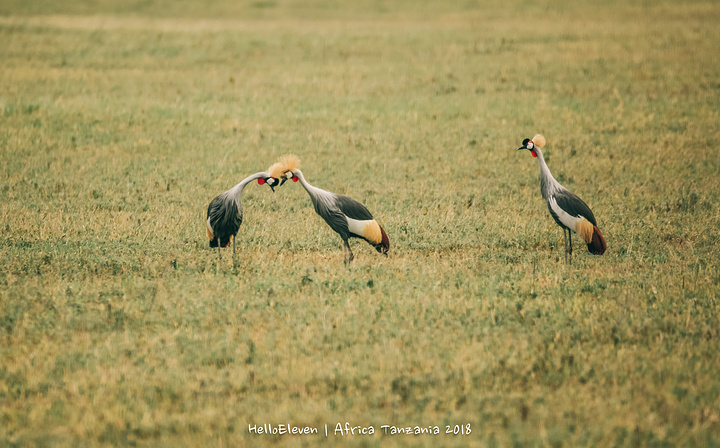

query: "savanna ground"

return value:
[1, 0, 719, 446]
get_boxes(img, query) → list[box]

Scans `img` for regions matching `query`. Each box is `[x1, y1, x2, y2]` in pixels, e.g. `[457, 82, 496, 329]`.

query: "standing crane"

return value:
[517, 134, 606, 263]
[275, 155, 390, 265]
[206, 170, 279, 261]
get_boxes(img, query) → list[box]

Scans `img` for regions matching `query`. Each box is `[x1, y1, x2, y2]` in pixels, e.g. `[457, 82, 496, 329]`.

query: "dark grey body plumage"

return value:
[291, 168, 389, 264]
[206, 171, 274, 260]
[307, 191, 374, 243]
[519, 137, 607, 261]
[207, 193, 242, 248]
[546, 189, 598, 230]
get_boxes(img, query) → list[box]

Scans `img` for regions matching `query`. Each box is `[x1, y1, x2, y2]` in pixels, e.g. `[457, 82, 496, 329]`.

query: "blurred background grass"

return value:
[1, 1, 719, 446]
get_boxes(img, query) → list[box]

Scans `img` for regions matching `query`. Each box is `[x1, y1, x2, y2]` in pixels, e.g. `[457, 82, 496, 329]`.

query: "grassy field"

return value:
[1, 0, 720, 446]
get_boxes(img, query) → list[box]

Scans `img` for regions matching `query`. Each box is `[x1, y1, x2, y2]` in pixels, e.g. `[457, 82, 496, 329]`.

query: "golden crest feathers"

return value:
[267, 162, 285, 179]
[532, 134, 546, 148]
[279, 154, 300, 173]
[267, 155, 300, 179]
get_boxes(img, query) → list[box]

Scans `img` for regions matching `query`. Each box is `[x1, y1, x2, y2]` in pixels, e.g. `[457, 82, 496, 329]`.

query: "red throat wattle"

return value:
[257, 178, 266, 185]
[531, 150, 537, 158]
[292, 176, 299, 182]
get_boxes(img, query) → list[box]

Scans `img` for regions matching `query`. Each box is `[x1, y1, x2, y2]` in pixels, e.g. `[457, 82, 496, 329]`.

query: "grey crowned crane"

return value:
[517, 134, 606, 263]
[274, 155, 389, 265]
[206, 170, 279, 260]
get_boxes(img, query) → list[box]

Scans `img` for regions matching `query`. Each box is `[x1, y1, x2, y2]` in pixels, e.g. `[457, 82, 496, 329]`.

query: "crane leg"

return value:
[217, 244, 222, 260]
[232, 235, 236, 265]
[343, 239, 354, 266]
[563, 228, 568, 263]
[568, 230, 573, 264]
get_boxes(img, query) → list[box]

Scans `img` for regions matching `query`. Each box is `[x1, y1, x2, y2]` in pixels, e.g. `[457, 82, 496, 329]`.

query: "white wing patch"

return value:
[548, 197, 583, 233]
[206, 217, 214, 240]
[347, 217, 372, 237]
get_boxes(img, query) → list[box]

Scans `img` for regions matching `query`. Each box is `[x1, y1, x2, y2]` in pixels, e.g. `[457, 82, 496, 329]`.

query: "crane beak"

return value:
[265, 178, 278, 192]
[517, 146, 526, 151]
[279, 171, 295, 186]
[279, 177, 288, 186]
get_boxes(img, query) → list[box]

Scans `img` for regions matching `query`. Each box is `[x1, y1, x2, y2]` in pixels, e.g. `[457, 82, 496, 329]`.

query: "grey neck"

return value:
[294, 169, 334, 206]
[534, 147, 559, 199]
[228, 172, 267, 200]
[295, 169, 323, 196]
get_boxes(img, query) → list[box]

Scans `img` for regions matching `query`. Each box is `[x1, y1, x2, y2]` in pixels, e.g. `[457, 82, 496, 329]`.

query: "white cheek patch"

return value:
[527, 141, 534, 150]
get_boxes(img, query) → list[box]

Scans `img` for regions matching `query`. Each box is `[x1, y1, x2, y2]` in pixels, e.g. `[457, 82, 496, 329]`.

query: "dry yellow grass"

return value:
[1, 1, 720, 446]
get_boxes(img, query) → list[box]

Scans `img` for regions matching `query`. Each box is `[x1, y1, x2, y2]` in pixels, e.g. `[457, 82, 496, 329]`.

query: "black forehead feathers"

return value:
[522, 138, 531, 146]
